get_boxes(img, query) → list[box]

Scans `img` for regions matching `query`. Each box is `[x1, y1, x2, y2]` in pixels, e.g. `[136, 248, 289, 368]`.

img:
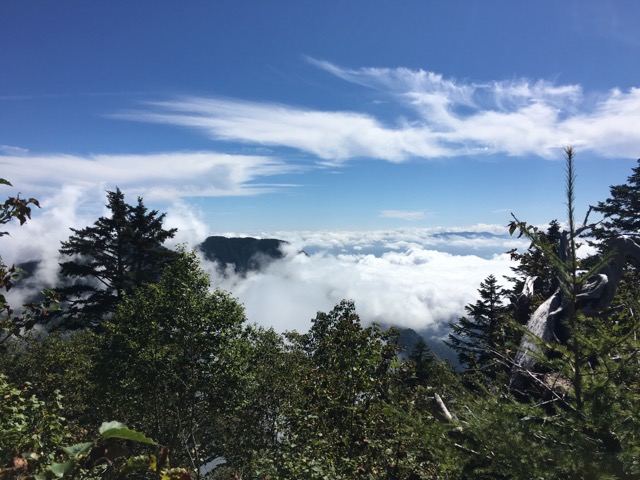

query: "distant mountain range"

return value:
[198, 236, 288, 275]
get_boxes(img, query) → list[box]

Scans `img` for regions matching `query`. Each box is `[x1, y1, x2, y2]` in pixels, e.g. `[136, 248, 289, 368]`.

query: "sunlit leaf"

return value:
[62, 442, 93, 459]
[161, 467, 191, 480]
[49, 459, 76, 478]
[99, 422, 157, 445]
[119, 454, 157, 474]
[98, 420, 127, 434]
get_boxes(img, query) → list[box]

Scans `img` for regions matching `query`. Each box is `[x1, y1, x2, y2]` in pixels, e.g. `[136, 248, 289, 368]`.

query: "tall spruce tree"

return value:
[58, 189, 176, 328]
[447, 274, 512, 378]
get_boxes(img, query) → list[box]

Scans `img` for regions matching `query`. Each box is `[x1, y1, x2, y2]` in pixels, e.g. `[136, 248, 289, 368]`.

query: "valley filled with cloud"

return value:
[2, 188, 525, 336]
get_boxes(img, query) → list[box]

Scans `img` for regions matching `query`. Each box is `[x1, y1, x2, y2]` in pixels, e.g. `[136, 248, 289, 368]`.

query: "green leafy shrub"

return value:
[0, 374, 67, 477]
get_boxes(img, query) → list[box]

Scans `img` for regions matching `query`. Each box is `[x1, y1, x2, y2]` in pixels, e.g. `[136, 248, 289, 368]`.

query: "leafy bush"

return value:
[0, 374, 67, 478]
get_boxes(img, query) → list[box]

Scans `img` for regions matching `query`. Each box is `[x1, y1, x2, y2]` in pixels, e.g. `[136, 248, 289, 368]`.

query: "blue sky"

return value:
[2, 1, 639, 233]
[1, 2, 640, 332]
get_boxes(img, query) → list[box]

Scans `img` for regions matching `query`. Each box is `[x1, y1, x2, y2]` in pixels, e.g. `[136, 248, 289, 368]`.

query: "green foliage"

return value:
[34, 421, 192, 480]
[507, 219, 562, 322]
[447, 274, 515, 383]
[0, 330, 100, 432]
[504, 147, 640, 477]
[97, 421, 156, 444]
[591, 158, 640, 248]
[256, 301, 406, 478]
[5, 157, 640, 478]
[0, 374, 67, 478]
[0, 179, 40, 236]
[0, 178, 59, 350]
[216, 325, 305, 472]
[57, 188, 177, 328]
[96, 247, 248, 469]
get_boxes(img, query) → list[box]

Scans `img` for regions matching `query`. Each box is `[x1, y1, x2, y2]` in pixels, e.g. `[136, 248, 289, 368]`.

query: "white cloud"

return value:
[1, 183, 525, 335]
[0, 185, 96, 308]
[207, 242, 515, 333]
[0, 151, 302, 202]
[116, 98, 450, 163]
[119, 63, 640, 162]
[267, 225, 525, 254]
[200, 226, 527, 332]
[379, 210, 427, 221]
[164, 201, 211, 248]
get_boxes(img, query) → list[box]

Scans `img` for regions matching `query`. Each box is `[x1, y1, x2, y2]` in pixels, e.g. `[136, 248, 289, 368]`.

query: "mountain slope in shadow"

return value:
[198, 236, 287, 275]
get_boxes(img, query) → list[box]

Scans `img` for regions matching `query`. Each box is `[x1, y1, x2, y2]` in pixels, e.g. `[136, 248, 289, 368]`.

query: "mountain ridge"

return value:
[198, 236, 288, 275]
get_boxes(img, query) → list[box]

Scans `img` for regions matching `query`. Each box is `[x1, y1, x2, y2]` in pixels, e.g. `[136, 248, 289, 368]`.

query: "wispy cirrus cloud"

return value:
[0, 145, 29, 155]
[115, 97, 451, 163]
[312, 60, 640, 158]
[0, 151, 302, 202]
[379, 209, 427, 221]
[118, 61, 640, 162]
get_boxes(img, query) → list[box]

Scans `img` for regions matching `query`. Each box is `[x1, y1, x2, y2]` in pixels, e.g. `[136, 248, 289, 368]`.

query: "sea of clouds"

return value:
[1, 193, 527, 336]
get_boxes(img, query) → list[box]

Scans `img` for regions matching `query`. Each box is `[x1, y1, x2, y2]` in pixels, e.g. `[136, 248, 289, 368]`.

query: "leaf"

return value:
[0, 178, 12, 186]
[119, 455, 157, 475]
[48, 459, 76, 478]
[99, 422, 157, 445]
[98, 420, 127, 434]
[161, 467, 191, 480]
[62, 442, 93, 459]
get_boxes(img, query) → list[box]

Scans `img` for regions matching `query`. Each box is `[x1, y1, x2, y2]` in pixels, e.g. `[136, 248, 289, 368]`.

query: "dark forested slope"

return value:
[198, 236, 287, 274]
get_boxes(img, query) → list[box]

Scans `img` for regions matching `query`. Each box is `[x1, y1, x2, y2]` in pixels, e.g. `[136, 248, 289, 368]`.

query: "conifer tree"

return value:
[590, 159, 640, 288]
[591, 158, 640, 248]
[507, 220, 561, 292]
[58, 189, 176, 328]
[447, 274, 512, 378]
[408, 339, 436, 385]
[506, 147, 640, 476]
[506, 220, 562, 324]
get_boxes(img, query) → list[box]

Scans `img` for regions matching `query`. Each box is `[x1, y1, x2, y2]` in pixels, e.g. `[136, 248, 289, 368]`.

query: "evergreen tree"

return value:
[58, 189, 176, 328]
[447, 274, 512, 379]
[408, 339, 436, 386]
[591, 158, 640, 248]
[507, 220, 561, 292]
[590, 158, 640, 289]
[506, 147, 640, 477]
[507, 219, 562, 324]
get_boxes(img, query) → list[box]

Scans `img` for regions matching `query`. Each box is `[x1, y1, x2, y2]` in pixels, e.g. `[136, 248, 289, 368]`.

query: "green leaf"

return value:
[119, 454, 157, 475]
[49, 459, 76, 478]
[62, 442, 93, 459]
[99, 422, 157, 445]
[161, 467, 191, 480]
[0, 178, 12, 186]
[98, 420, 127, 434]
